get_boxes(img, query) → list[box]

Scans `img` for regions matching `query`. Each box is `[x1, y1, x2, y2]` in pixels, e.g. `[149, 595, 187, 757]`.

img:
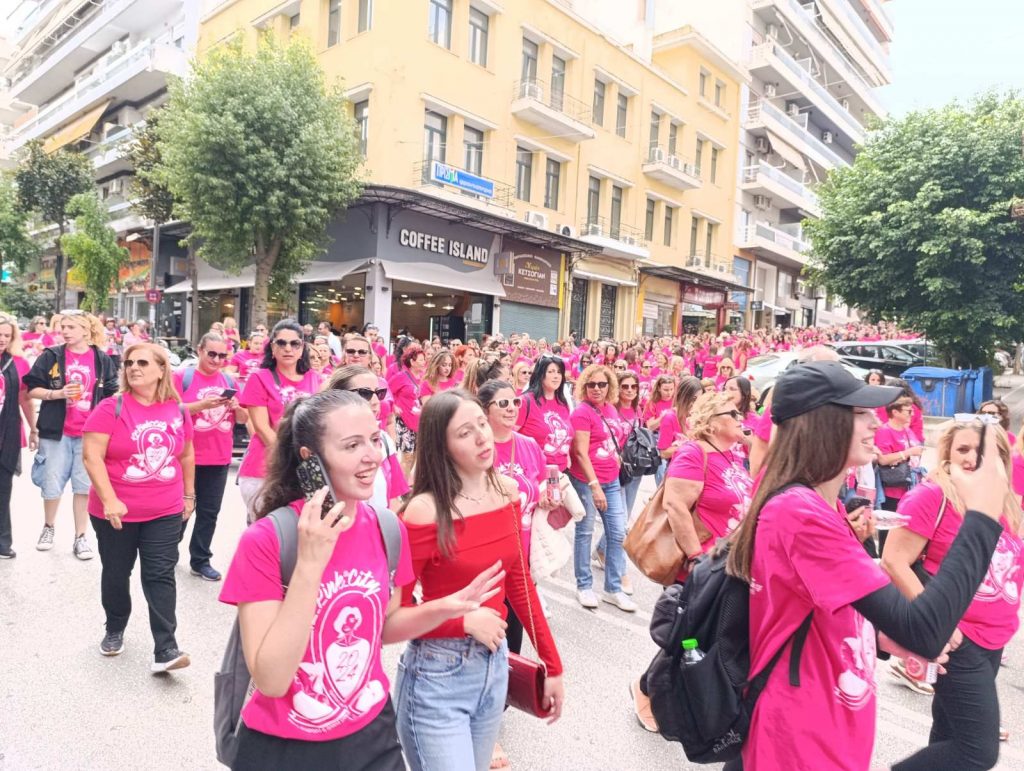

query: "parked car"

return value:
[829, 340, 927, 378]
[742, 351, 872, 403]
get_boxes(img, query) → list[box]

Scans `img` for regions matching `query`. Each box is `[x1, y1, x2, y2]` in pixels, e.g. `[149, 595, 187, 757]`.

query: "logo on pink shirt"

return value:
[542, 412, 570, 459]
[125, 419, 181, 482]
[834, 613, 876, 711]
[194, 386, 234, 433]
[975, 534, 1022, 605]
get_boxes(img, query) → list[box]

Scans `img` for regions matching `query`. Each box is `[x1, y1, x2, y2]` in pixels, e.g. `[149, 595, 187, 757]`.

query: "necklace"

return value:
[457, 488, 487, 504]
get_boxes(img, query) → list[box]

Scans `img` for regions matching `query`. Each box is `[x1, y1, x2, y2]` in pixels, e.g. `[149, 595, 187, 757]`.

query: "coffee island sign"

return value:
[398, 227, 489, 266]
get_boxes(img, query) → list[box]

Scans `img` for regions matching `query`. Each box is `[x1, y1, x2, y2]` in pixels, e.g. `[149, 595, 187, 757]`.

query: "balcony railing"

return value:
[580, 216, 647, 248]
[742, 162, 819, 209]
[642, 145, 702, 190]
[647, 146, 699, 177]
[511, 78, 593, 125]
[685, 252, 738, 282]
[412, 160, 515, 209]
[819, 0, 890, 65]
[739, 222, 810, 254]
[747, 98, 847, 168]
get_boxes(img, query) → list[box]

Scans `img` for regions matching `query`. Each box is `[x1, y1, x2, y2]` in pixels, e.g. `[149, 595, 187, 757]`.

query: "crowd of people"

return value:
[1, 308, 1020, 770]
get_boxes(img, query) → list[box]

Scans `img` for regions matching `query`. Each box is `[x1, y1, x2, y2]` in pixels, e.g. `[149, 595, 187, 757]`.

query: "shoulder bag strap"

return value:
[268, 506, 299, 590]
[919, 495, 948, 565]
[370, 506, 402, 591]
[591, 404, 622, 457]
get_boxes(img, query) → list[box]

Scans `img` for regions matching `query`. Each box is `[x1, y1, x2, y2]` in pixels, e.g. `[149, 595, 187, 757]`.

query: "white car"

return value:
[742, 351, 872, 401]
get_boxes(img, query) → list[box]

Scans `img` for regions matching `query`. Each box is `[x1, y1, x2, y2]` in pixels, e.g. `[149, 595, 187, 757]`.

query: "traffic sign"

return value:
[145, 289, 163, 304]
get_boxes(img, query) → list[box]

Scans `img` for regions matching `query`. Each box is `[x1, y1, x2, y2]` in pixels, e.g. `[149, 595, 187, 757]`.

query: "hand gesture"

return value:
[297, 488, 354, 571]
[463, 607, 507, 652]
[950, 426, 1008, 521]
[542, 675, 565, 724]
[104, 498, 129, 530]
[592, 486, 607, 512]
[439, 560, 505, 619]
[183, 496, 196, 521]
[227, 397, 241, 411]
[845, 505, 870, 543]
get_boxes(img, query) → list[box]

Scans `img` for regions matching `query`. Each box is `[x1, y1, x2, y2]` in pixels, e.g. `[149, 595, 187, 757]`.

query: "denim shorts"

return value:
[37, 435, 91, 500]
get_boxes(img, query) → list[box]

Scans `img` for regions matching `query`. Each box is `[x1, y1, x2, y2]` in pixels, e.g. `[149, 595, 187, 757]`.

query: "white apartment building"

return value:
[1, 0, 200, 315]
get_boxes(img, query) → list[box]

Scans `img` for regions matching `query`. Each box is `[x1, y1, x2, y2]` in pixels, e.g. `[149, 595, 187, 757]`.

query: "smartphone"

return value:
[220, 388, 238, 400]
[845, 496, 872, 514]
[295, 454, 337, 519]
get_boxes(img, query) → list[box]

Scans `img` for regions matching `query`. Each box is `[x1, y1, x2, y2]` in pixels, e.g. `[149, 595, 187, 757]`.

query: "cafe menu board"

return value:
[501, 250, 560, 308]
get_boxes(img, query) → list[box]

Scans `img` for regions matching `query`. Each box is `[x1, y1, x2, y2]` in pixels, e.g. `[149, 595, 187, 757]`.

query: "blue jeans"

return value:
[37, 435, 90, 500]
[570, 476, 627, 593]
[597, 474, 642, 557]
[395, 638, 508, 771]
[654, 458, 668, 486]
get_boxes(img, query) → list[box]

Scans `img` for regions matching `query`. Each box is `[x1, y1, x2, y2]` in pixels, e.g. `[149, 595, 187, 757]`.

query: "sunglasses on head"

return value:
[347, 387, 388, 402]
[60, 309, 86, 316]
[490, 397, 522, 409]
[345, 348, 369, 356]
[954, 412, 1000, 426]
[123, 358, 154, 369]
[206, 350, 230, 361]
[274, 339, 304, 349]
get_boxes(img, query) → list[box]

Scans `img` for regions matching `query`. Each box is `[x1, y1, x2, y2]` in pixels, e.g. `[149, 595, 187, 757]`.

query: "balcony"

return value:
[642, 146, 702, 191]
[86, 123, 136, 175]
[510, 79, 595, 143]
[751, 0, 886, 109]
[412, 160, 516, 216]
[7, 39, 188, 153]
[745, 99, 849, 170]
[817, 0, 891, 72]
[578, 217, 650, 261]
[749, 42, 865, 144]
[736, 222, 809, 269]
[684, 252, 739, 283]
[855, 0, 893, 41]
[740, 162, 820, 217]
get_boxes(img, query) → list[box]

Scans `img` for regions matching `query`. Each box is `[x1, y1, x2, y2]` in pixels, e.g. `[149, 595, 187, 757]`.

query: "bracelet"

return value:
[183, 494, 196, 500]
[588, 480, 600, 488]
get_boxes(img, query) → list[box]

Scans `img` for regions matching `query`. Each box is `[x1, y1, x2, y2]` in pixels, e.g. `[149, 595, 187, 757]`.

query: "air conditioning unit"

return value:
[522, 81, 543, 100]
[668, 154, 682, 170]
[796, 279, 808, 297]
[524, 210, 549, 229]
[754, 136, 770, 154]
[621, 235, 637, 245]
[766, 23, 779, 40]
[764, 82, 778, 98]
[585, 221, 603, 237]
[753, 194, 772, 210]
[786, 102, 800, 117]
[110, 40, 128, 56]
[821, 130, 834, 144]
[0, 77, 10, 89]
[840, 98, 850, 111]
[649, 146, 665, 163]
[558, 224, 576, 237]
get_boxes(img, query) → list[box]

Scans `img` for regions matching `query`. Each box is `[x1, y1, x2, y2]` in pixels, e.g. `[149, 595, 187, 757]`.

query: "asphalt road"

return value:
[1, 457, 1022, 771]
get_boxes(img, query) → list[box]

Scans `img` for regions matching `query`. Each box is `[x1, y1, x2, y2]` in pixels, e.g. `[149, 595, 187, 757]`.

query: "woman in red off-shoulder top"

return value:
[397, 389, 564, 771]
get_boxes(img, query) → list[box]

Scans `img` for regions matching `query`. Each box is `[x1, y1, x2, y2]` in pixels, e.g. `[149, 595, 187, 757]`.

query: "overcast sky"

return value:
[879, 0, 1024, 115]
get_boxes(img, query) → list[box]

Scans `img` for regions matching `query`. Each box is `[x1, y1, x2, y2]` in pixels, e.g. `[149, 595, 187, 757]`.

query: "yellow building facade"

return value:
[198, 0, 746, 341]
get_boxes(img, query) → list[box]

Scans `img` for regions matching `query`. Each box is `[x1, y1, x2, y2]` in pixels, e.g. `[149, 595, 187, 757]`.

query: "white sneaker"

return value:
[576, 588, 599, 609]
[603, 591, 638, 613]
[73, 535, 94, 561]
[621, 573, 634, 596]
[537, 589, 553, 620]
[36, 524, 55, 551]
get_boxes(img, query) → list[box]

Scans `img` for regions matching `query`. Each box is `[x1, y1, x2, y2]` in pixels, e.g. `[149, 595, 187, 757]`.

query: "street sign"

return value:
[751, 300, 764, 311]
[430, 161, 495, 198]
[145, 289, 163, 304]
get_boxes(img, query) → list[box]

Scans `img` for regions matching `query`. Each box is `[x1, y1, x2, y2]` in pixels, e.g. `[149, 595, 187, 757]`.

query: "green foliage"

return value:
[0, 174, 39, 274]
[156, 36, 363, 327]
[805, 93, 1024, 367]
[128, 113, 175, 224]
[60, 193, 129, 313]
[0, 285, 54, 321]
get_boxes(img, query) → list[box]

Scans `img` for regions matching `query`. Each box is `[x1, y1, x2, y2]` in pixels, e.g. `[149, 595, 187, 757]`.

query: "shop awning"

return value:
[43, 100, 111, 153]
[639, 264, 752, 294]
[295, 259, 372, 284]
[164, 263, 257, 294]
[765, 130, 806, 172]
[381, 259, 506, 297]
[573, 269, 637, 287]
[763, 303, 788, 315]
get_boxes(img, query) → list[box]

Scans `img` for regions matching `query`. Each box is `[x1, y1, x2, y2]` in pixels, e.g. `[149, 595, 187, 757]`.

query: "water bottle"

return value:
[681, 638, 705, 665]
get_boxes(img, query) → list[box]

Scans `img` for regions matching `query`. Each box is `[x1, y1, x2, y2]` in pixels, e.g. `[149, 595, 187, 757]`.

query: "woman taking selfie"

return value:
[397, 390, 564, 771]
[882, 419, 1022, 769]
[82, 343, 195, 671]
[220, 390, 504, 770]
[727, 362, 1009, 771]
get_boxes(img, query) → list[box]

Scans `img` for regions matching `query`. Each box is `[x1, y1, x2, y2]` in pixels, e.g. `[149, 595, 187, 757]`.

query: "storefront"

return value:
[637, 274, 680, 338]
[497, 241, 562, 342]
[567, 256, 638, 341]
[639, 265, 752, 336]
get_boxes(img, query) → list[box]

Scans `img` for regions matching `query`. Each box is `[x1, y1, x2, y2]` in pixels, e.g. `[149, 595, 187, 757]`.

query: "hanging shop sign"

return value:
[500, 248, 560, 308]
[430, 161, 495, 199]
[682, 284, 726, 306]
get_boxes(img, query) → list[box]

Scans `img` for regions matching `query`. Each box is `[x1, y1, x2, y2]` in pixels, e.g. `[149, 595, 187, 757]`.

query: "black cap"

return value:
[771, 361, 902, 424]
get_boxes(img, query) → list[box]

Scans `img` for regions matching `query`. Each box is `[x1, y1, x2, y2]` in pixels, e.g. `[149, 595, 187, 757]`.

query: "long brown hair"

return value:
[425, 350, 455, 389]
[402, 389, 508, 557]
[673, 375, 703, 425]
[727, 404, 854, 581]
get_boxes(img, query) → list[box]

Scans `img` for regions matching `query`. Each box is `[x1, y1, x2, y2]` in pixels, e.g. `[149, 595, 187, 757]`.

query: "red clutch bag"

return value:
[506, 652, 549, 717]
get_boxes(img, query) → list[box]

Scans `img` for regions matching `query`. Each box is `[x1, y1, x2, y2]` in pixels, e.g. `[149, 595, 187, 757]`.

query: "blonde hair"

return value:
[119, 343, 180, 403]
[688, 391, 738, 442]
[574, 363, 619, 404]
[932, 422, 1021, 534]
[718, 357, 735, 373]
[0, 314, 24, 356]
[57, 312, 106, 346]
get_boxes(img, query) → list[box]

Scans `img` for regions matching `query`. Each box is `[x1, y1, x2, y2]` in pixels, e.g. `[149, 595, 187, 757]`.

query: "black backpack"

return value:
[644, 536, 812, 764]
[619, 421, 661, 480]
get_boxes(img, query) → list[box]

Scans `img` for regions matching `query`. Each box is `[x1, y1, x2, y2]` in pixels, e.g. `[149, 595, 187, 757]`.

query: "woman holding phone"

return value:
[221, 390, 503, 770]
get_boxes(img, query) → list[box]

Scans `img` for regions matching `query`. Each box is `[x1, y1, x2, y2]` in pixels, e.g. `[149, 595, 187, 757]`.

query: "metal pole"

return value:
[149, 222, 160, 331]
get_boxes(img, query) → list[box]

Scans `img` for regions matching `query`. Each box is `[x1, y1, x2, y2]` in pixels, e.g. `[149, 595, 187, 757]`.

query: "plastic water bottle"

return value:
[681, 638, 705, 665]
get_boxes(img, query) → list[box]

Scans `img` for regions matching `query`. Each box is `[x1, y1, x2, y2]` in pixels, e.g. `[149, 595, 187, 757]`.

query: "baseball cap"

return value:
[771, 361, 901, 424]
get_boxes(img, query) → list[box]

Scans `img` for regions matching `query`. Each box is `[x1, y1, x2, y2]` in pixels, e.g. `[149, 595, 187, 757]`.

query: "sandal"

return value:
[490, 743, 510, 769]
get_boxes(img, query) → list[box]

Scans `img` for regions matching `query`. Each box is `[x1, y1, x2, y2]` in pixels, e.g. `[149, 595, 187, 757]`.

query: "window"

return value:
[587, 176, 601, 225]
[610, 185, 623, 238]
[664, 205, 674, 247]
[649, 111, 660, 154]
[778, 271, 794, 299]
[668, 122, 678, 155]
[354, 100, 369, 157]
[715, 80, 725, 107]
[704, 223, 716, 260]
[464, 126, 484, 175]
[645, 199, 655, 241]
[428, 0, 452, 48]
[695, 138, 705, 175]
[551, 55, 566, 111]
[616, 93, 628, 137]
[423, 110, 447, 182]
[358, 0, 373, 32]
[327, 0, 341, 47]
[468, 8, 489, 66]
[521, 38, 539, 83]
[710, 147, 719, 183]
[689, 217, 700, 256]
[593, 79, 606, 127]
[515, 146, 533, 202]
[699, 69, 708, 97]
[544, 158, 561, 210]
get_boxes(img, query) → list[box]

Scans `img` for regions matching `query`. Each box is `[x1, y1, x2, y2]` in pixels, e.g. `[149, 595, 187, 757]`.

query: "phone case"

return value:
[296, 455, 337, 518]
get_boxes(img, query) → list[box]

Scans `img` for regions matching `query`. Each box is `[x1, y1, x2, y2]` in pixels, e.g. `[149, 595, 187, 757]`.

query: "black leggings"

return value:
[893, 639, 1003, 771]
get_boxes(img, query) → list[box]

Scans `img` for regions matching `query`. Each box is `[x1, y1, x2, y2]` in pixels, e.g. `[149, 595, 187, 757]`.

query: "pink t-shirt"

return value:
[745, 485, 890, 770]
[898, 482, 1023, 649]
[239, 368, 322, 478]
[386, 369, 423, 432]
[494, 433, 545, 556]
[230, 350, 263, 386]
[874, 423, 919, 500]
[1012, 450, 1024, 503]
[84, 394, 194, 522]
[753, 403, 773, 443]
[173, 368, 235, 466]
[666, 441, 752, 547]
[516, 395, 573, 471]
[569, 402, 620, 485]
[657, 409, 687, 452]
[63, 348, 96, 437]
[220, 501, 414, 741]
[643, 398, 673, 426]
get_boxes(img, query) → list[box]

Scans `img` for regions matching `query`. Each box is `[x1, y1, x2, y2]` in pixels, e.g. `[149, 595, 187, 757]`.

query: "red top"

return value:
[401, 502, 563, 676]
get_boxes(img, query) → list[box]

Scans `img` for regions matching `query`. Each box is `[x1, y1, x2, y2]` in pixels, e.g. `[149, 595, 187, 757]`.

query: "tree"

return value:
[14, 141, 94, 312]
[157, 36, 363, 329]
[61, 193, 129, 313]
[0, 285, 54, 321]
[805, 93, 1024, 367]
[0, 174, 40, 276]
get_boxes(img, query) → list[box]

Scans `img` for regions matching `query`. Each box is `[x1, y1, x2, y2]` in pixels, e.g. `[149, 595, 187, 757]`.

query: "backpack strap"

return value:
[115, 394, 123, 419]
[182, 366, 196, 392]
[268, 506, 299, 589]
[370, 505, 402, 591]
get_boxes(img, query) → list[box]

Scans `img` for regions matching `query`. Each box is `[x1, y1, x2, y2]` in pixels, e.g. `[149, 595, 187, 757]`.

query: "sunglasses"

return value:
[123, 358, 155, 369]
[620, 383, 638, 390]
[274, 339, 304, 349]
[206, 350, 230, 361]
[714, 409, 742, 420]
[614, 365, 627, 370]
[347, 387, 388, 402]
[345, 348, 370, 356]
[490, 397, 522, 409]
[585, 381, 609, 389]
